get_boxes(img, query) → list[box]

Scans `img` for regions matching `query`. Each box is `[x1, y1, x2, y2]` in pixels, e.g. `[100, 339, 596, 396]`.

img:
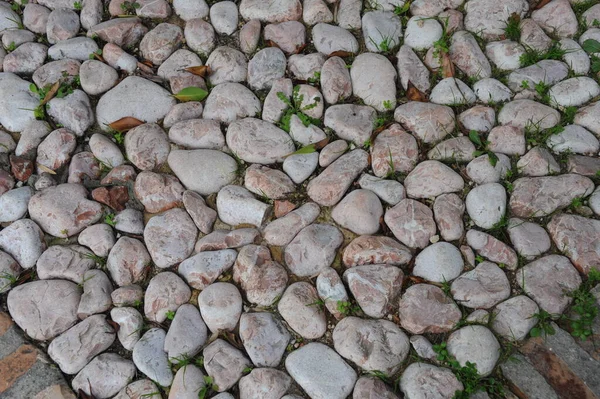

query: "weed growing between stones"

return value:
[566, 268, 600, 340]
[519, 42, 568, 67]
[529, 309, 556, 338]
[503, 13, 521, 42]
[433, 342, 505, 398]
[468, 130, 499, 166]
[276, 86, 322, 133]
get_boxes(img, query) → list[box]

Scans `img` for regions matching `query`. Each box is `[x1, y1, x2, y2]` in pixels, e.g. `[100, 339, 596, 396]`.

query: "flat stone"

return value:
[110, 307, 142, 351]
[333, 317, 409, 375]
[0, 186, 33, 223]
[264, 21, 306, 54]
[0, 251, 20, 294]
[0, 219, 46, 269]
[284, 223, 343, 277]
[517, 147, 561, 176]
[125, 123, 170, 171]
[144, 272, 191, 323]
[77, 269, 113, 319]
[178, 249, 236, 290]
[36, 245, 94, 284]
[466, 230, 518, 270]
[307, 149, 369, 206]
[451, 261, 511, 309]
[509, 174, 595, 218]
[239, 312, 291, 367]
[216, 185, 272, 227]
[133, 328, 173, 387]
[48, 314, 115, 374]
[285, 342, 357, 399]
[247, 47, 286, 90]
[394, 102, 456, 143]
[342, 235, 411, 268]
[111, 285, 143, 307]
[385, 199, 436, 249]
[71, 353, 135, 398]
[548, 77, 600, 108]
[344, 264, 403, 318]
[507, 218, 551, 259]
[205, 46, 247, 86]
[86, 18, 147, 48]
[3, 42, 47, 74]
[144, 208, 197, 268]
[532, 0, 578, 38]
[312, 23, 359, 54]
[203, 339, 251, 392]
[168, 150, 237, 195]
[0, 73, 43, 132]
[413, 242, 464, 283]
[399, 284, 462, 334]
[238, 368, 292, 399]
[508, 60, 569, 92]
[491, 295, 539, 340]
[239, 0, 302, 22]
[7, 279, 80, 341]
[447, 325, 501, 376]
[428, 136, 477, 162]
[48, 37, 99, 62]
[198, 282, 242, 333]
[547, 124, 599, 155]
[352, 376, 399, 399]
[473, 78, 513, 104]
[263, 202, 320, 246]
[465, 183, 507, 229]
[283, 152, 319, 184]
[351, 53, 396, 111]
[498, 99, 560, 130]
[548, 213, 600, 275]
[173, 0, 208, 20]
[278, 282, 327, 338]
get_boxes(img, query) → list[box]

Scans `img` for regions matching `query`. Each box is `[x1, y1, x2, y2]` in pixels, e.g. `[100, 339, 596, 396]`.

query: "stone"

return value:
[227, 118, 294, 164]
[284, 224, 343, 277]
[36, 245, 94, 284]
[209, 1, 237, 35]
[203, 339, 251, 392]
[0, 186, 33, 223]
[247, 48, 287, 90]
[342, 235, 411, 268]
[198, 282, 242, 333]
[548, 77, 600, 108]
[433, 193, 465, 241]
[357, 174, 405, 205]
[133, 328, 173, 387]
[87, 18, 147, 48]
[36, 128, 76, 172]
[285, 342, 357, 399]
[465, 183, 507, 229]
[278, 282, 326, 338]
[450, 31, 492, 80]
[324, 104, 376, 145]
[371, 124, 419, 177]
[3, 42, 47, 74]
[448, 326, 501, 377]
[385, 199, 436, 249]
[507, 218, 551, 259]
[352, 376, 398, 399]
[114, 380, 160, 399]
[178, 250, 237, 290]
[238, 368, 292, 399]
[517, 254, 582, 314]
[195, 228, 260, 251]
[144, 208, 197, 268]
[307, 149, 369, 206]
[106, 237, 151, 287]
[396, 44, 430, 93]
[303, 0, 333, 25]
[262, 78, 293, 123]
[48, 314, 116, 374]
[71, 354, 136, 398]
[264, 21, 305, 54]
[164, 102, 204, 128]
[320, 56, 352, 104]
[509, 174, 595, 218]
[206, 47, 248, 86]
[125, 123, 170, 171]
[168, 365, 206, 399]
[181, 191, 217, 235]
[134, 172, 184, 213]
[29, 184, 102, 237]
[263, 202, 320, 246]
[216, 185, 272, 227]
[23, 4, 50, 34]
[466, 153, 511, 184]
[400, 363, 463, 399]
[485, 40, 526, 71]
[498, 99, 560, 130]
[7, 279, 80, 341]
[547, 124, 599, 155]
[473, 78, 513, 104]
[164, 304, 207, 361]
[405, 16, 443, 50]
[363, 11, 402, 53]
[508, 60, 570, 92]
[398, 284, 462, 334]
[333, 317, 409, 375]
[532, 0, 578, 38]
[351, 53, 396, 111]
[0, 219, 45, 269]
[312, 23, 359, 54]
[466, 230, 518, 270]
[239, 0, 302, 22]
[111, 285, 144, 307]
[77, 269, 113, 319]
[168, 150, 237, 196]
[0, 73, 39, 132]
[394, 102, 456, 143]
[239, 311, 290, 367]
[173, 0, 208, 20]
[0, 251, 20, 294]
[315, 267, 349, 319]
[110, 307, 143, 351]
[517, 147, 561, 176]
[96, 77, 175, 131]
[337, 0, 361, 29]
[102, 43, 137, 73]
[491, 296, 539, 340]
[184, 18, 215, 55]
[46, 7, 79, 44]
[430, 78, 476, 105]
[331, 189, 383, 235]
[144, 272, 191, 323]
[413, 242, 464, 283]
[283, 152, 318, 184]
[428, 136, 477, 163]
[239, 19, 261, 54]
[464, 0, 529, 40]
[344, 264, 403, 318]
[319, 139, 348, 167]
[48, 37, 99, 62]
[451, 261, 511, 309]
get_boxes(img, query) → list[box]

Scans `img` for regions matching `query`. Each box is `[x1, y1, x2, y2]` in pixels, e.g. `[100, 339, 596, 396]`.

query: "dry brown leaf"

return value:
[137, 62, 154, 74]
[313, 137, 330, 150]
[265, 40, 280, 49]
[534, 0, 552, 10]
[40, 81, 60, 106]
[406, 81, 428, 102]
[78, 389, 96, 399]
[108, 116, 144, 132]
[37, 163, 57, 175]
[292, 43, 308, 54]
[328, 50, 353, 58]
[185, 65, 211, 77]
[440, 51, 455, 78]
[107, 319, 120, 333]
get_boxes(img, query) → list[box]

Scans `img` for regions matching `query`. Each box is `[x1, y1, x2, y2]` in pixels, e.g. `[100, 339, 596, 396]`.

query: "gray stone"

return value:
[0, 187, 33, 223]
[36, 245, 94, 284]
[357, 174, 405, 205]
[320, 56, 352, 104]
[226, 118, 294, 164]
[165, 304, 207, 361]
[507, 218, 551, 260]
[284, 224, 343, 277]
[198, 282, 242, 333]
[447, 326, 500, 376]
[384, 199, 436, 249]
[77, 269, 113, 319]
[168, 150, 237, 195]
[239, 368, 291, 399]
[203, 339, 251, 392]
[324, 104, 376, 145]
[400, 363, 463, 399]
[239, 312, 290, 367]
[0, 219, 46, 269]
[399, 284, 462, 334]
[466, 230, 518, 270]
[404, 16, 442, 50]
[430, 78, 476, 105]
[247, 47, 286, 90]
[433, 193, 465, 241]
[0, 73, 40, 132]
[71, 354, 136, 399]
[491, 296, 539, 340]
[413, 242, 464, 283]
[107, 237, 151, 287]
[312, 23, 359, 54]
[451, 261, 511, 309]
[47, 37, 98, 61]
[344, 264, 403, 318]
[144, 208, 197, 268]
[133, 328, 173, 387]
[144, 272, 191, 323]
[466, 183, 507, 229]
[168, 365, 206, 399]
[394, 102, 456, 143]
[110, 307, 143, 351]
[278, 282, 327, 338]
[351, 53, 397, 111]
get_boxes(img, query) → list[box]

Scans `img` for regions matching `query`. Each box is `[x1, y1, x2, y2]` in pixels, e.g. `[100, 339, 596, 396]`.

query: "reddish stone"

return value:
[92, 186, 129, 211]
[0, 345, 38, 394]
[274, 200, 296, 218]
[10, 155, 34, 182]
[0, 169, 15, 196]
[100, 164, 137, 185]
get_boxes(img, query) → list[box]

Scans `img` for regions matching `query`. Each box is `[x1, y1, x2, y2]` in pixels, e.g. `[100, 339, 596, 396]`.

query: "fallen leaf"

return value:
[406, 81, 428, 102]
[408, 276, 427, 284]
[106, 319, 120, 333]
[173, 87, 209, 102]
[15, 269, 35, 286]
[292, 43, 307, 54]
[534, 0, 552, 10]
[108, 116, 144, 132]
[328, 50, 353, 58]
[78, 389, 96, 399]
[313, 137, 330, 150]
[440, 51, 455, 78]
[185, 65, 211, 77]
[40, 81, 60, 106]
[287, 144, 316, 156]
[37, 163, 56, 175]
[265, 40, 280, 49]
[136, 62, 154, 74]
